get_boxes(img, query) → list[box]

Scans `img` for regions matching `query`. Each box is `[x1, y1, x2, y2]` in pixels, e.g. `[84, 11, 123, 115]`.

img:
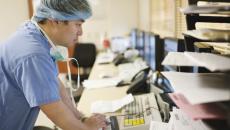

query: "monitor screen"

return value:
[148, 34, 163, 71]
[149, 34, 156, 70]
[144, 32, 151, 64]
[130, 29, 138, 49]
[136, 31, 145, 57]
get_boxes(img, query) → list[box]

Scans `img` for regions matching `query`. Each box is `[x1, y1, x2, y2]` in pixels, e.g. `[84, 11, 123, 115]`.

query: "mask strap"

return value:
[31, 20, 57, 49]
[68, 58, 81, 90]
[66, 58, 80, 108]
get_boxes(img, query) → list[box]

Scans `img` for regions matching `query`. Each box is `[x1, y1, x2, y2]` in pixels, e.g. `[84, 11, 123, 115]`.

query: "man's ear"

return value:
[48, 19, 59, 25]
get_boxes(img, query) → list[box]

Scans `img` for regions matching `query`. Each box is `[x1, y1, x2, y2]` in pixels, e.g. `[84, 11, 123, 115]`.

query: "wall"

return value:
[108, 0, 139, 38]
[0, 0, 144, 46]
[0, 0, 29, 42]
[139, 0, 151, 32]
[80, 0, 139, 49]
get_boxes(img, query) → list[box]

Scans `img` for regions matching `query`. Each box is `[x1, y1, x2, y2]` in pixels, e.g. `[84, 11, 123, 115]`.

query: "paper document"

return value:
[183, 29, 230, 41]
[96, 52, 115, 64]
[82, 77, 122, 89]
[169, 108, 213, 130]
[169, 93, 226, 120]
[196, 42, 230, 55]
[181, 5, 230, 14]
[90, 94, 134, 113]
[184, 52, 230, 71]
[162, 52, 197, 66]
[162, 52, 230, 72]
[162, 71, 230, 104]
[149, 121, 169, 130]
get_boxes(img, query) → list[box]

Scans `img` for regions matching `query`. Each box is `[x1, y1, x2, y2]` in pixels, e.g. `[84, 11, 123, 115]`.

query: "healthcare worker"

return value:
[0, 0, 107, 130]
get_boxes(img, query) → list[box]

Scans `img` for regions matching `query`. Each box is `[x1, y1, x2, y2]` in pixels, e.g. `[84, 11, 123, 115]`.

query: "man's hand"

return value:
[84, 114, 107, 130]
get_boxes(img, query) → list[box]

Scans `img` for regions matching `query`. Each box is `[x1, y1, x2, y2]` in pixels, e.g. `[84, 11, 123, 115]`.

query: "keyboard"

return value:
[105, 93, 162, 130]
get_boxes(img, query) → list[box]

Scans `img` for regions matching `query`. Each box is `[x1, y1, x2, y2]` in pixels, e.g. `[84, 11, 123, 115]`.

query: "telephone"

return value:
[113, 53, 128, 66]
[126, 69, 150, 95]
[113, 49, 139, 66]
[117, 61, 150, 86]
[154, 72, 174, 93]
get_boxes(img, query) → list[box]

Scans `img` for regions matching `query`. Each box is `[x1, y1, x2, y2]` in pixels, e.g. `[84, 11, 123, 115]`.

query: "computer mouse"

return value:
[99, 73, 112, 78]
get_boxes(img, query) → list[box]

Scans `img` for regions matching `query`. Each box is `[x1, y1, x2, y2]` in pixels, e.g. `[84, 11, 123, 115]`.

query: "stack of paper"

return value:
[181, 5, 230, 15]
[149, 121, 169, 130]
[161, 71, 230, 104]
[169, 93, 226, 120]
[162, 52, 196, 66]
[96, 52, 115, 64]
[162, 52, 230, 72]
[183, 29, 230, 41]
[195, 42, 230, 55]
[184, 52, 230, 71]
[149, 108, 213, 130]
[169, 108, 213, 130]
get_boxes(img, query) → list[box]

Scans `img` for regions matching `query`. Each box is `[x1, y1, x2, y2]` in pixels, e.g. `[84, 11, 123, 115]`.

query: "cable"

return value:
[66, 60, 76, 108]
[64, 58, 81, 108]
[67, 58, 81, 91]
[112, 106, 160, 117]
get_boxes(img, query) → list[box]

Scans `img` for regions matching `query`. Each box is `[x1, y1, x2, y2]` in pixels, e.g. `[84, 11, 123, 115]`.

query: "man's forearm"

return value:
[56, 79, 107, 130]
[58, 78, 84, 119]
[40, 100, 87, 130]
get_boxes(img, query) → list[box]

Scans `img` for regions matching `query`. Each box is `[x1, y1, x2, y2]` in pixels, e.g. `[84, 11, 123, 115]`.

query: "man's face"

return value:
[54, 20, 84, 47]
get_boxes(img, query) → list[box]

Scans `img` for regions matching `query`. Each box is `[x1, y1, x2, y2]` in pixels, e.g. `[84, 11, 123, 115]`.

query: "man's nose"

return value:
[77, 27, 83, 36]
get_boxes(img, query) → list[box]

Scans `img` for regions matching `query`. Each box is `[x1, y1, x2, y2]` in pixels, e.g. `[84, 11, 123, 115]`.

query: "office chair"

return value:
[67, 43, 96, 102]
[71, 43, 96, 82]
[65, 43, 96, 102]
[33, 126, 53, 130]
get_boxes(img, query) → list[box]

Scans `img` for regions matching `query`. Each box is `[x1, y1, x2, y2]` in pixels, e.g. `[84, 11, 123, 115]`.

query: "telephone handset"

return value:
[130, 67, 150, 82]
[155, 72, 174, 93]
[126, 69, 150, 95]
[113, 49, 139, 66]
[113, 53, 127, 66]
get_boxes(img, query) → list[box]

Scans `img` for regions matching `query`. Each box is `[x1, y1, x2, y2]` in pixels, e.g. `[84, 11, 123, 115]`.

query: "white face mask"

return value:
[50, 45, 69, 61]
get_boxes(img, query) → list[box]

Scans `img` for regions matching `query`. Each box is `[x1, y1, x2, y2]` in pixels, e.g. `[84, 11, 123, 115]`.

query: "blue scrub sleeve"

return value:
[13, 54, 61, 107]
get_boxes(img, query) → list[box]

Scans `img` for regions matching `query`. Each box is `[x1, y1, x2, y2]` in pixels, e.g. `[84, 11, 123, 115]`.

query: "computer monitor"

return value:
[148, 34, 164, 71]
[144, 32, 151, 64]
[136, 31, 145, 58]
[130, 29, 145, 58]
[153, 38, 187, 93]
[130, 29, 138, 49]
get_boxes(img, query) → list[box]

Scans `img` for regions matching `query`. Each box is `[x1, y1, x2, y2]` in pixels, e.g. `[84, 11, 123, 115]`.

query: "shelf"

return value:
[181, 5, 230, 15]
[183, 29, 230, 42]
[187, 15, 230, 23]
[162, 51, 230, 72]
[175, 0, 230, 129]
[188, 0, 230, 5]
[195, 42, 230, 54]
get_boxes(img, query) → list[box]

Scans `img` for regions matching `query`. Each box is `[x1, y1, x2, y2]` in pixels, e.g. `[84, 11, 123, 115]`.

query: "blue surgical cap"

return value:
[32, 0, 92, 22]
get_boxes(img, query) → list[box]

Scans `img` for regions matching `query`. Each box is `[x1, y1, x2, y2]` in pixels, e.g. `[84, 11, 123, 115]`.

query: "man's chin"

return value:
[67, 42, 76, 47]
[73, 39, 78, 43]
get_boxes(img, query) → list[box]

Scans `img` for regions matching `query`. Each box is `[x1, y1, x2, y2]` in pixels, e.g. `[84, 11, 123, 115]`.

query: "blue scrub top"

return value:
[0, 21, 61, 130]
